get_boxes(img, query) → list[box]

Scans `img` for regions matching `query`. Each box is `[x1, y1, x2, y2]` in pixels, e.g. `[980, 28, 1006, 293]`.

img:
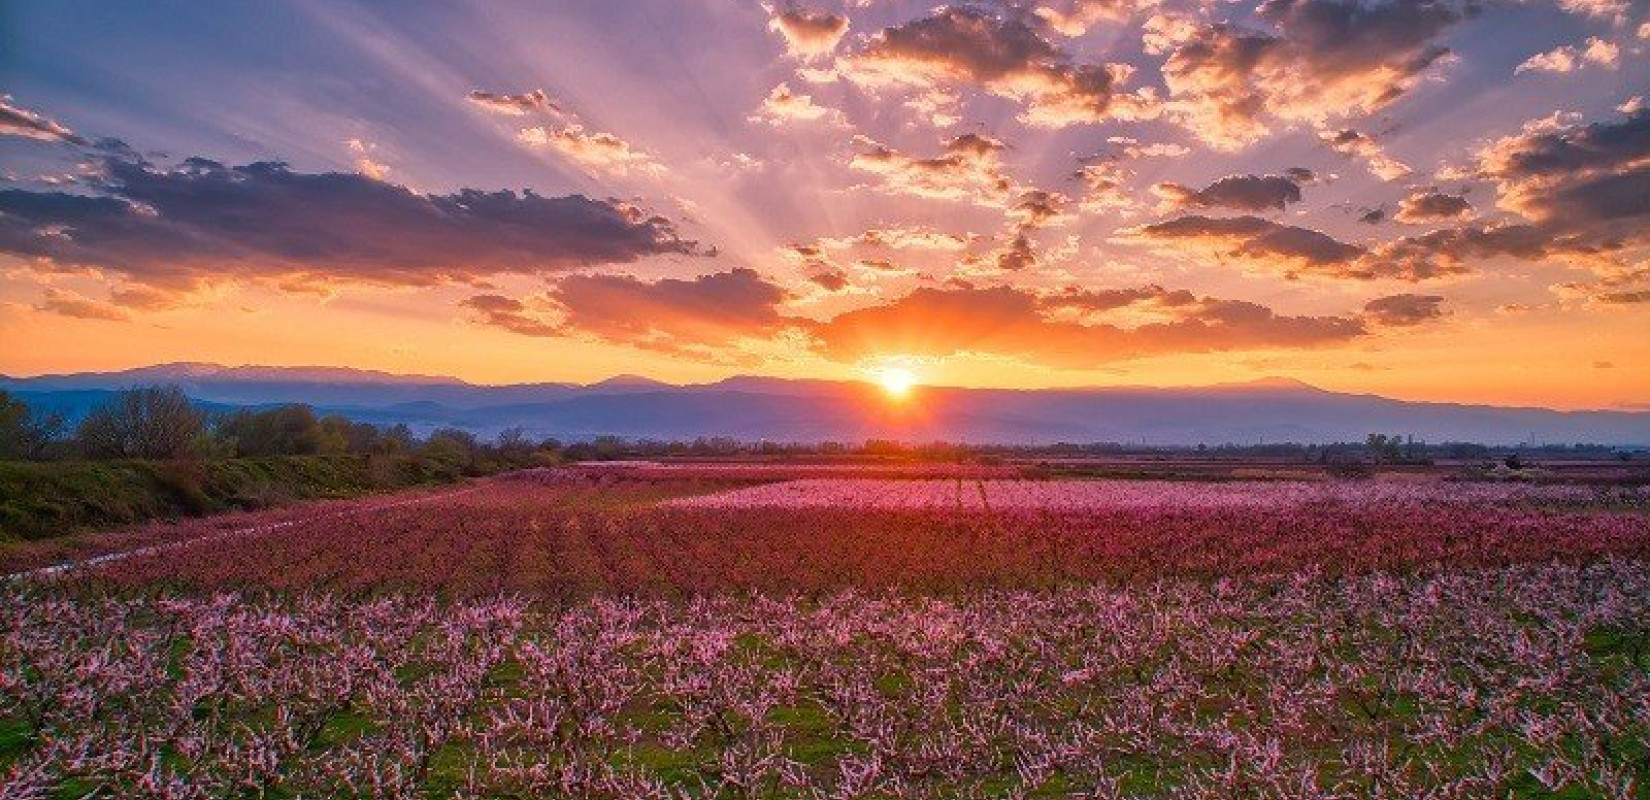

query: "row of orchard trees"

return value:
[0, 386, 553, 474]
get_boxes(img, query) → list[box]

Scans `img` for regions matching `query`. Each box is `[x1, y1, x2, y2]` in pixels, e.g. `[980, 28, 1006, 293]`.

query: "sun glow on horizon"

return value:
[875, 367, 918, 400]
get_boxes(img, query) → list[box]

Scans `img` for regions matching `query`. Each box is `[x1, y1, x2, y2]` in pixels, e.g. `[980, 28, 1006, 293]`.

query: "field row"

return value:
[5, 559, 1646, 799]
[53, 472, 1650, 598]
[666, 477, 1650, 512]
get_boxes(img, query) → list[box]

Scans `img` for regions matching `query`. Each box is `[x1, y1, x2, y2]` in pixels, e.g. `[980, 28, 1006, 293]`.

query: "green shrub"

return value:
[0, 454, 456, 542]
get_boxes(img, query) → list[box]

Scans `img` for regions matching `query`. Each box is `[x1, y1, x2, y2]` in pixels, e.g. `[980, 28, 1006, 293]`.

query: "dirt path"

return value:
[5, 483, 488, 583]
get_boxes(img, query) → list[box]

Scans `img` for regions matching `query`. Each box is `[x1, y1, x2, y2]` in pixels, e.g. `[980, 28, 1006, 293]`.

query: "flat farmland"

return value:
[5, 467, 1650, 799]
[42, 469, 1650, 597]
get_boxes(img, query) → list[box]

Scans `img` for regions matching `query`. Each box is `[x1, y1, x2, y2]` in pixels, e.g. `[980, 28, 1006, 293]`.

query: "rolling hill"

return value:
[4, 364, 1646, 445]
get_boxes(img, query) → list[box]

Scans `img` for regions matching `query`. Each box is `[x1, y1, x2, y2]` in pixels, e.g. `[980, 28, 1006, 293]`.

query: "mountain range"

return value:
[3, 363, 1646, 446]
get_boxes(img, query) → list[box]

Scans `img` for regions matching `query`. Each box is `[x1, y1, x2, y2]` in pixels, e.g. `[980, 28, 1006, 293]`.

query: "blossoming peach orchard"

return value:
[3, 469, 1648, 799]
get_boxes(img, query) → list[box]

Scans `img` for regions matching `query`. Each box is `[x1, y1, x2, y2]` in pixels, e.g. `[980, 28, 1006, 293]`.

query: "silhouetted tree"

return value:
[0, 391, 63, 460]
[75, 386, 203, 459]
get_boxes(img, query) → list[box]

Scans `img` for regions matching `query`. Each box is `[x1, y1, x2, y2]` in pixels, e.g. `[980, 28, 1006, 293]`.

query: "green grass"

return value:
[0, 454, 452, 542]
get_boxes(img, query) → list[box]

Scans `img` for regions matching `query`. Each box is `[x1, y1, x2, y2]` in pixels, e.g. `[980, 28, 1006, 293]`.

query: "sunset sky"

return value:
[0, 0, 1646, 409]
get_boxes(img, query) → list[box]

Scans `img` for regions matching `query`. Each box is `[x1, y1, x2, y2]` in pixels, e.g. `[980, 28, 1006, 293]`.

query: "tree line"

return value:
[0, 386, 1633, 468]
[0, 386, 552, 476]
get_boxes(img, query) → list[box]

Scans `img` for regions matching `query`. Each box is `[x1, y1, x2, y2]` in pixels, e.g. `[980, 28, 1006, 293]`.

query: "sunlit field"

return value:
[5, 467, 1649, 799]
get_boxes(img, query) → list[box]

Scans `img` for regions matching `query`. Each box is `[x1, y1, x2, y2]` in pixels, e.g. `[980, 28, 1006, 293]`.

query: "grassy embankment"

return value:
[0, 455, 458, 543]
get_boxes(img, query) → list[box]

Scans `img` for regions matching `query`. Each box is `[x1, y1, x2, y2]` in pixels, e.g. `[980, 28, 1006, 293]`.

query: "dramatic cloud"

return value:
[1148, 0, 1464, 148]
[850, 133, 1017, 205]
[0, 156, 699, 292]
[1394, 190, 1472, 223]
[842, 6, 1155, 127]
[1363, 292, 1445, 325]
[519, 124, 666, 177]
[808, 284, 1369, 367]
[1131, 214, 1381, 278]
[747, 83, 848, 127]
[1321, 129, 1413, 181]
[1363, 108, 1650, 293]
[1515, 37, 1619, 74]
[1359, 223, 1554, 279]
[0, 97, 82, 144]
[1476, 109, 1650, 227]
[467, 89, 557, 116]
[1153, 172, 1309, 212]
[767, 6, 850, 59]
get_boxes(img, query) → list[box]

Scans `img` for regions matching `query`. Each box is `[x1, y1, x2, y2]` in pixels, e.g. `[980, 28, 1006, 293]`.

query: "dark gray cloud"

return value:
[0, 155, 701, 294]
[1149, 0, 1465, 147]
[1361, 223, 1553, 279]
[1363, 292, 1445, 326]
[1362, 109, 1650, 294]
[1155, 173, 1308, 212]
[845, 6, 1152, 126]
[1133, 214, 1375, 277]
[1478, 110, 1650, 235]
[1395, 190, 1472, 223]
[467, 89, 558, 116]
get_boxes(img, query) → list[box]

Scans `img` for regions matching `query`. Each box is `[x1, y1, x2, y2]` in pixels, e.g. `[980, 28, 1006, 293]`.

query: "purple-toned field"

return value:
[4, 468, 1649, 798]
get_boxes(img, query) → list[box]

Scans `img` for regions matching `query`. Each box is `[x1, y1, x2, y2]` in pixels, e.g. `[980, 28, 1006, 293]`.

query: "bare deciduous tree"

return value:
[75, 386, 204, 459]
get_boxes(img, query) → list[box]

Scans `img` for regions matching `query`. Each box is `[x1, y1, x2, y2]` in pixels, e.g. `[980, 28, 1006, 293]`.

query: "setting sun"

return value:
[876, 367, 918, 399]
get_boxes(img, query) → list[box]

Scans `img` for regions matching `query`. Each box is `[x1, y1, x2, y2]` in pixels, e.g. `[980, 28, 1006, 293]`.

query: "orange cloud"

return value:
[34, 287, 131, 322]
[808, 284, 1371, 367]
[543, 268, 792, 361]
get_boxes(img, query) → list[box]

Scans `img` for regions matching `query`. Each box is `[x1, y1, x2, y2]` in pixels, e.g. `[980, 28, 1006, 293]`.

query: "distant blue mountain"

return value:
[3, 363, 1646, 445]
